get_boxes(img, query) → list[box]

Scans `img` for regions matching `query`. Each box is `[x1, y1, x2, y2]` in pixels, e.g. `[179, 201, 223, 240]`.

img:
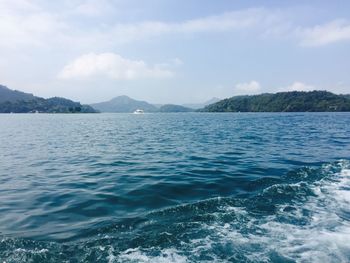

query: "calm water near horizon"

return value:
[0, 112, 350, 262]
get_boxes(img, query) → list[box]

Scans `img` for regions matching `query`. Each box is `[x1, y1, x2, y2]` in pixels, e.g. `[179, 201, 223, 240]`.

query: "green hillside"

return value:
[0, 85, 97, 113]
[202, 91, 350, 112]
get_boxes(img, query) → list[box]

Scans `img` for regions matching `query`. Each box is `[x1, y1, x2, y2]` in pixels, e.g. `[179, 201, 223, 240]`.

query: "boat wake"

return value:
[1, 160, 350, 262]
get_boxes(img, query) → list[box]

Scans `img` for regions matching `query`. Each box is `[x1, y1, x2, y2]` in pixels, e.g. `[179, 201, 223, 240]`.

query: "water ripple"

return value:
[0, 113, 350, 262]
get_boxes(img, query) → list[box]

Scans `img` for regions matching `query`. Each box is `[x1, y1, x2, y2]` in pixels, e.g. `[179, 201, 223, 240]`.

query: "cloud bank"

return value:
[233, 81, 316, 95]
[58, 53, 174, 80]
[1, 1, 350, 49]
[298, 19, 350, 46]
[234, 81, 261, 94]
[281, 82, 315, 92]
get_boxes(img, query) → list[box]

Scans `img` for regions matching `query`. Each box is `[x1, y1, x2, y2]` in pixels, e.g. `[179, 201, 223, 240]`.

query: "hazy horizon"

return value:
[1, 0, 350, 104]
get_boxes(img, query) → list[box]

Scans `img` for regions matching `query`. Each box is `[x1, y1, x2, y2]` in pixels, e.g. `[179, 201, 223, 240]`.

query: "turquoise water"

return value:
[0, 113, 350, 262]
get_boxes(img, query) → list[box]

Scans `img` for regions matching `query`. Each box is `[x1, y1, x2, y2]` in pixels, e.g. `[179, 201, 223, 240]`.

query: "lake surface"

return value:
[0, 113, 350, 262]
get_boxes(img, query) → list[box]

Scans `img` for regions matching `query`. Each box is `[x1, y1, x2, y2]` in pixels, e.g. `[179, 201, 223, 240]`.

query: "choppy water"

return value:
[0, 113, 350, 262]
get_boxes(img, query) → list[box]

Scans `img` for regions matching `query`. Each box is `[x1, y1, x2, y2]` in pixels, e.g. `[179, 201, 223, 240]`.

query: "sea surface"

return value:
[0, 112, 350, 262]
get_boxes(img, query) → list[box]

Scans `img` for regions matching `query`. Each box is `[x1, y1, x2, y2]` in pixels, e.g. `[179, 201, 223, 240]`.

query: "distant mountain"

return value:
[183, 97, 221, 109]
[202, 91, 350, 112]
[159, 104, 194, 112]
[91, 95, 158, 113]
[0, 85, 97, 113]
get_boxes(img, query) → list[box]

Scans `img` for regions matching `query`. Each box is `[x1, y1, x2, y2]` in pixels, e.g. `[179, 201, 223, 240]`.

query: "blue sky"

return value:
[0, 0, 350, 104]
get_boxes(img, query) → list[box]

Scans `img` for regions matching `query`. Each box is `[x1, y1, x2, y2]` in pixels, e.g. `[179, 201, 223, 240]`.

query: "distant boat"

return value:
[133, 109, 144, 114]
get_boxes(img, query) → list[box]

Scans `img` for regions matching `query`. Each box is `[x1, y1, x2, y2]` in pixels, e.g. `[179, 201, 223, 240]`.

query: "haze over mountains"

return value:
[0, 85, 216, 113]
[90, 90, 350, 113]
[1, 84, 350, 113]
[158, 104, 193, 112]
[90, 96, 158, 113]
[90, 95, 215, 113]
[183, 97, 221, 109]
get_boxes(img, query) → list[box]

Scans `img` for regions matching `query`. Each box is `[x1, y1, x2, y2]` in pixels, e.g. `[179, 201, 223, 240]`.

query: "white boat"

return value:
[133, 109, 144, 114]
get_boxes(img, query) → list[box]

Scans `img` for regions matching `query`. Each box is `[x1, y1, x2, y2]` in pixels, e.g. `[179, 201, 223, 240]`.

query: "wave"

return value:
[1, 160, 350, 262]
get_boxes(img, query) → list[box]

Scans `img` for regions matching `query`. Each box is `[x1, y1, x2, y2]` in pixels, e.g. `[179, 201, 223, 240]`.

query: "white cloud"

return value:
[1, 1, 349, 50]
[105, 8, 283, 43]
[298, 19, 350, 46]
[75, 0, 114, 16]
[280, 82, 315, 92]
[0, 0, 38, 12]
[58, 53, 174, 80]
[0, 5, 283, 49]
[235, 81, 261, 94]
[178, 9, 266, 33]
[0, 0, 66, 48]
[107, 8, 350, 48]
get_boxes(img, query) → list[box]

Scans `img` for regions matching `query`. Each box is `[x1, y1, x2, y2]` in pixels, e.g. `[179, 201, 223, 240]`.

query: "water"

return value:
[0, 112, 350, 262]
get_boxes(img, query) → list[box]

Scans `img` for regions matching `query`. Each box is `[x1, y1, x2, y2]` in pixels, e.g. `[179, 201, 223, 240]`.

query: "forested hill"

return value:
[202, 91, 350, 112]
[0, 84, 35, 103]
[0, 85, 97, 113]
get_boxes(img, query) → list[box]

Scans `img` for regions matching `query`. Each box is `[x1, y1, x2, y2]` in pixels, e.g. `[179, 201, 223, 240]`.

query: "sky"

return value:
[0, 0, 350, 104]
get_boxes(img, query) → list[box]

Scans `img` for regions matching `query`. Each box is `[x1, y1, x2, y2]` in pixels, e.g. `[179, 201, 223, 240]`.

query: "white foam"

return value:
[4, 162, 349, 263]
[116, 248, 188, 263]
[14, 248, 49, 254]
[149, 161, 350, 263]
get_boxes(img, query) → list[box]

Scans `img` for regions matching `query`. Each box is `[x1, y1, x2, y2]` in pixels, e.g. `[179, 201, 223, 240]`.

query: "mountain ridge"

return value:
[2, 85, 349, 113]
[202, 90, 350, 112]
[90, 95, 158, 113]
[0, 85, 97, 113]
[0, 84, 36, 103]
[90, 96, 222, 112]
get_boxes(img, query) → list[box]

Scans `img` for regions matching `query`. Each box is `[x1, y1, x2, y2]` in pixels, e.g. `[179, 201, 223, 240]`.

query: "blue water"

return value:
[0, 113, 350, 262]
